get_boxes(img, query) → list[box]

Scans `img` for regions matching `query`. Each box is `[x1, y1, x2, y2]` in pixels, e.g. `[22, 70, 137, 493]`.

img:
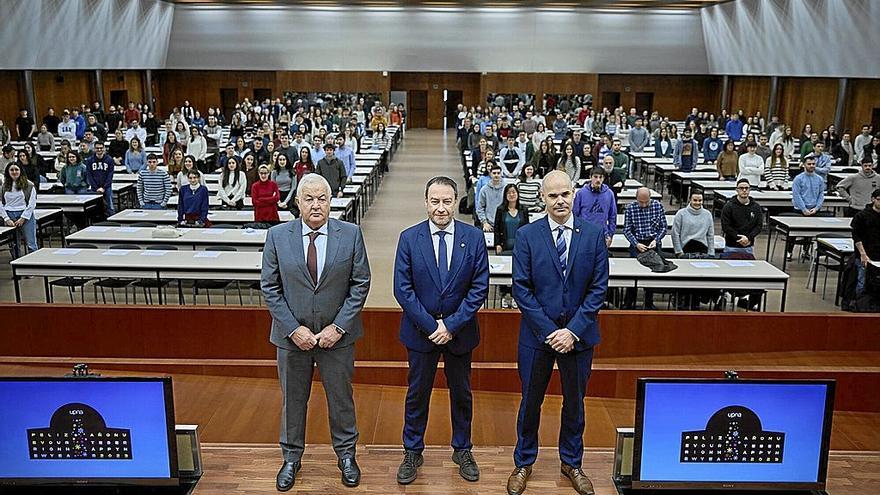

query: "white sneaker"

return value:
[510, 299, 518, 310]
[501, 296, 510, 309]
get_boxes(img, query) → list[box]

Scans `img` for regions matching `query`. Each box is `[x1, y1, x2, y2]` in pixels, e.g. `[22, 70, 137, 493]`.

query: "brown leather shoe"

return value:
[506, 465, 532, 495]
[561, 464, 595, 495]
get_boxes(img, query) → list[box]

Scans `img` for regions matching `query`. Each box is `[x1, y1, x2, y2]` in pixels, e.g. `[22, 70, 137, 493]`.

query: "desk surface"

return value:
[817, 237, 854, 253]
[715, 189, 848, 204]
[769, 215, 853, 231]
[66, 226, 267, 247]
[11, 247, 263, 275]
[107, 209, 329, 224]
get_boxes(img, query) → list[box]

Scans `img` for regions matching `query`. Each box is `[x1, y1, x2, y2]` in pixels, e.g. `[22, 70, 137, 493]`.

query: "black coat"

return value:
[493, 204, 530, 251]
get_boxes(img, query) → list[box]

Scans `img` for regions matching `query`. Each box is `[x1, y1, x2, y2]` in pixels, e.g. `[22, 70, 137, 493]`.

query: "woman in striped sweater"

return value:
[516, 163, 543, 213]
[764, 143, 789, 190]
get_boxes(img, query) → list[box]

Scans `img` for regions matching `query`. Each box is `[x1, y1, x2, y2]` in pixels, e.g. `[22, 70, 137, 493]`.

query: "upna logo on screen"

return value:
[680, 405, 784, 464]
[27, 403, 132, 460]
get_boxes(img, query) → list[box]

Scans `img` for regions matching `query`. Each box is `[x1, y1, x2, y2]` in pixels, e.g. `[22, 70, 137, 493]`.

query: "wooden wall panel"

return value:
[153, 70, 278, 117]
[389, 72, 481, 128]
[776, 77, 838, 134]
[32, 71, 95, 116]
[480, 73, 599, 109]
[275, 71, 389, 96]
[844, 78, 880, 133]
[597, 75, 721, 118]
[729, 76, 771, 116]
[101, 70, 145, 108]
[0, 72, 25, 128]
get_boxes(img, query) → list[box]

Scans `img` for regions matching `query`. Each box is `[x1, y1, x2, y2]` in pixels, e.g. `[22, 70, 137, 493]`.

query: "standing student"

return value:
[572, 167, 617, 248]
[272, 154, 297, 213]
[59, 151, 89, 194]
[136, 154, 172, 210]
[260, 174, 371, 491]
[85, 142, 116, 216]
[737, 141, 764, 186]
[393, 177, 488, 485]
[177, 170, 209, 227]
[252, 165, 281, 223]
[507, 170, 608, 495]
[764, 143, 789, 190]
[836, 158, 879, 217]
[0, 163, 38, 254]
[217, 156, 247, 209]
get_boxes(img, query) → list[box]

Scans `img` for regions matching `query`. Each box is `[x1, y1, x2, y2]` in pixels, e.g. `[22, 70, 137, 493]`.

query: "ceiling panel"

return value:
[166, 0, 733, 10]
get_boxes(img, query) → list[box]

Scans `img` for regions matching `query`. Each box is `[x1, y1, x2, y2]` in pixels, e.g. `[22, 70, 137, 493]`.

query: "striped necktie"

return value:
[556, 225, 567, 278]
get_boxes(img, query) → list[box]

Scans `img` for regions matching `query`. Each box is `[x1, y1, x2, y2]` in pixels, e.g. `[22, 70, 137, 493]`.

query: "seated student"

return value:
[137, 154, 172, 210]
[573, 167, 616, 248]
[477, 163, 505, 232]
[59, 151, 89, 194]
[217, 156, 247, 209]
[493, 183, 529, 309]
[177, 169, 209, 227]
[672, 191, 716, 309]
[251, 165, 281, 224]
[0, 163, 38, 254]
[516, 163, 543, 213]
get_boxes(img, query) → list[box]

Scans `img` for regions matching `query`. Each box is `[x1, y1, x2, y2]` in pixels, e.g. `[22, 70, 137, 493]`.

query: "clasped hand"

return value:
[546, 328, 575, 353]
[428, 320, 453, 345]
[291, 324, 342, 351]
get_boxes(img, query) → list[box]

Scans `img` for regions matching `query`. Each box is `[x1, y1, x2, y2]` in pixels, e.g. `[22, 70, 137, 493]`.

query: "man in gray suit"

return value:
[261, 173, 371, 491]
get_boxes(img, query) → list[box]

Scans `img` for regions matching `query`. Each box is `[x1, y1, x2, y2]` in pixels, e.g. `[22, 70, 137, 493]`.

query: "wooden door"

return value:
[407, 90, 428, 129]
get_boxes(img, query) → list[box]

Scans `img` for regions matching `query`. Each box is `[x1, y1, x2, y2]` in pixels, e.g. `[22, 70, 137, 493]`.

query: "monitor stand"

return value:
[0, 480, 198, 495]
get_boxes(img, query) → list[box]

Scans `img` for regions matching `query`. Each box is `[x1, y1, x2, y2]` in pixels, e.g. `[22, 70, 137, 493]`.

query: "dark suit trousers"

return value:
[277, 344, 358, 462]
[514, 345, 594, 468]
[403, 347, 473, 453]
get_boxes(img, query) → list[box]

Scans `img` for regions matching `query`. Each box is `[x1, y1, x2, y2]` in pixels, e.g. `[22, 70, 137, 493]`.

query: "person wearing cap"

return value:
[836, 157, 879, 217]
[851, 188, 880, 295]
[737, 141, 764, 187]
[316, 143, 347, 197]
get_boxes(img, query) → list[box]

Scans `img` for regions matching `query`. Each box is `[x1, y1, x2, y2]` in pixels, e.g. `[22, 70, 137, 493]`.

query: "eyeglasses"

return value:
[736, 186, 750, 191]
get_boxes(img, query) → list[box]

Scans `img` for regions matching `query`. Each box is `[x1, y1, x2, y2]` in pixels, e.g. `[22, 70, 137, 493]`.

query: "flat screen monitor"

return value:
[632, 378, 835, 491]
[0, 377, 178, 486]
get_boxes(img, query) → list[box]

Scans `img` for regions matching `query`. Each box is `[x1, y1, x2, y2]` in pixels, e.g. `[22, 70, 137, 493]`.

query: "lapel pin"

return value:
[460, 243, 465, 248]
[575, 228, 580, 233]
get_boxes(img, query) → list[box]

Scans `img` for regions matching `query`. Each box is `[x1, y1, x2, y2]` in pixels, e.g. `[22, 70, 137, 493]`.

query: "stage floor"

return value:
[192, 444, 880, 495]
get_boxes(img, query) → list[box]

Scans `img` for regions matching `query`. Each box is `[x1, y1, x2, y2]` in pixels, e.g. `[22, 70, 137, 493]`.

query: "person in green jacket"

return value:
[59, 151, 89, 194]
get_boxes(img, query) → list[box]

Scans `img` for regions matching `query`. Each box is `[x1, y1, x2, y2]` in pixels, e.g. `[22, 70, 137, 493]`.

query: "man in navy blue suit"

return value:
[393, 176, 489, 485]
[507, 170, 609, 495]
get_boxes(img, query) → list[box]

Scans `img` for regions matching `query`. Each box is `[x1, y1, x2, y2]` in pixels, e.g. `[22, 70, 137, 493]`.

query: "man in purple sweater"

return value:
[572, 167, 617, 248]
[85, 141, 116, 215]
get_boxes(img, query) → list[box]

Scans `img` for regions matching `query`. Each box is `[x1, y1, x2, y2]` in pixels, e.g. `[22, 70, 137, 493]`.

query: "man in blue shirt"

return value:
[725, 113, 744, 142]
[811, 142, 833, 181]
[787, 155, 828, 260]
[623, 188, 667, 309]
[334, 135, 357, 178]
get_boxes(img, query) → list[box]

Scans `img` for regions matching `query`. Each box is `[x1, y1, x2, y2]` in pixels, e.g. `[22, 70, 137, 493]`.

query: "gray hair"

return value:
[297, 173, 332, 199]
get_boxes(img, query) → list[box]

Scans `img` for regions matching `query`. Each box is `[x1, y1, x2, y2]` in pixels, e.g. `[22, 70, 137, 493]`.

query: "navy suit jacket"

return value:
[394, 220, 489, 355]
[512, 216, 609, 351]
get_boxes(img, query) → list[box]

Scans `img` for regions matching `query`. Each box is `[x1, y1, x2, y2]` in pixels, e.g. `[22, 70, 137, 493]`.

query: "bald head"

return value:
[636, 187, 651, 207]
[541, 170, 574, 224]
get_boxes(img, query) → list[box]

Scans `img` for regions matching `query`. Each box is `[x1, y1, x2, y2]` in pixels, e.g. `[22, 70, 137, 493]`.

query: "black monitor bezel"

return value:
[0, 376, 179, 487]
[631, 377, 836, 491]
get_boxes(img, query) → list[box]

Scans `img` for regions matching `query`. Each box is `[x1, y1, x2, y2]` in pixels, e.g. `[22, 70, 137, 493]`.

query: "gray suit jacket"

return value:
[261, 218, 371, 350]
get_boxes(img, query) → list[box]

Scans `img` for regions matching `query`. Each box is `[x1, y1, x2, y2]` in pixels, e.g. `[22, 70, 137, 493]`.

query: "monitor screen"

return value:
[0, 377, 178, 486]
[632, 378, 835, 491]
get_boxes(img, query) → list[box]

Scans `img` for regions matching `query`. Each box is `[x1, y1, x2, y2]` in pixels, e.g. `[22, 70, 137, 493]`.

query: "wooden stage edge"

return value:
[193, 444, 880, 495]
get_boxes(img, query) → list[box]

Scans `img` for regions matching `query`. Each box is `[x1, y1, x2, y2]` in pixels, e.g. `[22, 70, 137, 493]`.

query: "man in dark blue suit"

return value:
[393, 176, 489, 485]
[507, 170, 609, 495]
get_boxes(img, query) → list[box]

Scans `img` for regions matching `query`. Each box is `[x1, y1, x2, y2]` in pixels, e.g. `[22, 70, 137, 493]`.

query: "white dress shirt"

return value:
[429, 219, 454, 271]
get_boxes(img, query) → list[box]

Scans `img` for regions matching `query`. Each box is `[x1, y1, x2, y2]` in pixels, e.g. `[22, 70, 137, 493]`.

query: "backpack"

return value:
[458, 196, 472, 215]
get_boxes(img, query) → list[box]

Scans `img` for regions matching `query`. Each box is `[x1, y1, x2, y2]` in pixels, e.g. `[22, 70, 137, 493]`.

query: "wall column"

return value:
[23, 71, 36, 120]
[719, 75, 730, 112]
[145, 70, 155, 110]
[767, 76, 779, 120]
[94, 70, 105, 109]
[833, 78, 847, 129]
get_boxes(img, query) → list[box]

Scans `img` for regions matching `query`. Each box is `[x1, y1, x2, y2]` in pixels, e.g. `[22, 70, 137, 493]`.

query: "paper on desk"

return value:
[127, 211, 148, 217]
[53, 248, 82, 255]
[194, 251, 222, 258]
[102, 250, 132, 256]
[489, 263, 505, 271]
[141, 250, 169, 256]
[691, 261, 719, 268]
[88, 226, 112, 232]
[117, 227, 140, 233]
[724, 260, 754, 267]
[201, 229, 225, 235]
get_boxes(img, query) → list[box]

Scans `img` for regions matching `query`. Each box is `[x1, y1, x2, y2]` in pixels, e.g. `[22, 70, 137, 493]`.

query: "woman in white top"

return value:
[174, 120, 190, 148]
[217, 156, 247, 209]
[187, 126, 208, 169]
[176, 155, 206, 189]
[531, 123, 549, 148]
[371, 123, 387, 151]
[556, 142, 581, 184]
[0, 163, 38, 253]
[737, 144, 765, 186]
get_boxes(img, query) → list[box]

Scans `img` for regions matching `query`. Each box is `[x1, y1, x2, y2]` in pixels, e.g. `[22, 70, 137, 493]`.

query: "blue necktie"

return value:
[436, 231, 448, 287]
[556, 225, 567, 278]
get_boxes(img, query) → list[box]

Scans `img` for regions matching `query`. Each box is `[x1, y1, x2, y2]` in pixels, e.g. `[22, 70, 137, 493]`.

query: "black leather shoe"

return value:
[275, 461, 300, 492]
[452, 449, 480, 481]
[338, 457, 360, 487]
[396, 450, 423, 485]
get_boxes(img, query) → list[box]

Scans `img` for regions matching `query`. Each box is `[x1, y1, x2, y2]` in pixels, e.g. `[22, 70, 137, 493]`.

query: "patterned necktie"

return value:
[556, 225, 567, 278]
[436, 230, 448, 286]
[307, 231, 321, 285]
